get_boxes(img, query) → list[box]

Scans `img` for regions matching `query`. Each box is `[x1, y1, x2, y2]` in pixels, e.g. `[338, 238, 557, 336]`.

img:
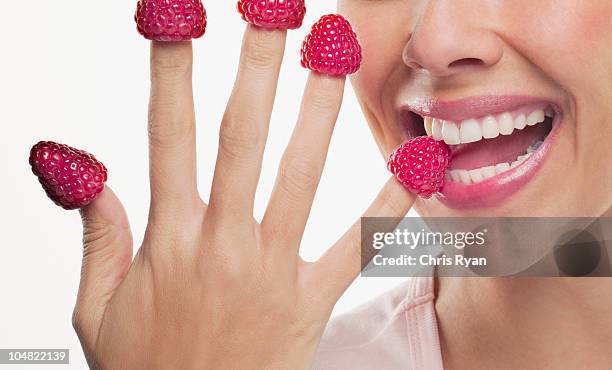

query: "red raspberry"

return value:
[300, 14, 362, 76]
[387, 137, 451, 198]
[135, 0, 207, 41]
[237, 0, 306, 30]
[29, 141, 108, 210]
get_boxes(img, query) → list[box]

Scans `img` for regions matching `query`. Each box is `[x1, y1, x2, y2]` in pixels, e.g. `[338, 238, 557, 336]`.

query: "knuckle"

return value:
[148, 110, 195, 149]
[218, 113, 263, 162]
[333, 230, 363, 270]
[212, 249, 248, 282]
[81, 220, 112, 246]
[71, 308, 85, 334]
[380, 184, 407, 216]
[307, 88, 342, 114]
[345, 228, 362, 253]
[278, 155, 321, 197]
[146, 217, 202, 259]
[150, 55, 192, 81]
[346, 233, 364, 264]
[241, 31, 281, 71]
[81, 222, 130, 261]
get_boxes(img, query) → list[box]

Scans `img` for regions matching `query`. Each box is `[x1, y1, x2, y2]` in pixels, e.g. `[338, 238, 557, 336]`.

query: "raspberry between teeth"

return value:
[135, 0, 207, 41]
[387, 136, 451, 198]
[237, 0, 306, 30]
[300, 14, 362, 76]
[29, 141, 108, 210]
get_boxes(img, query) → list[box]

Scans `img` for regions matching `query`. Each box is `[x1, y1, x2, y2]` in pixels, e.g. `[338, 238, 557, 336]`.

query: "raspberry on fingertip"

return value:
[387, 137, 451, 198]
[135, 0, 207, 41]
[238, 0, 306, 30]
[300, 14, 362, 76]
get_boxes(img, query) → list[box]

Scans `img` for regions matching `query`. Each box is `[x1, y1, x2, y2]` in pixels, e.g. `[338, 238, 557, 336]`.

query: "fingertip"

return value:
[240, 25, 287, 70]
[308, 71, 346, 87]
[80, 187, 130, 230]
[302, 72, 346, 114]
[151, 39, 193, 52]
[150, 41, 193, 77]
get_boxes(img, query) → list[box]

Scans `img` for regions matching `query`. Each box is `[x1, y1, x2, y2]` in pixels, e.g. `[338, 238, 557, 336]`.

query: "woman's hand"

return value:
[73, 27, 414, 369]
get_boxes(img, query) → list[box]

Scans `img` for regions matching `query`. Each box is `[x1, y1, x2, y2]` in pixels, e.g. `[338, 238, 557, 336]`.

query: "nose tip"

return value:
[402, 9, 503, 77]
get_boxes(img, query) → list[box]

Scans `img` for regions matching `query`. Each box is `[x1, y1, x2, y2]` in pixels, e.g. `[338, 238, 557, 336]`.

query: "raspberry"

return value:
[135, 0, 207, 41]
[237, 0, 306, 30]
[29, 141, 108, 210]
[387, 137, 451, 198]
[300, 14, 362, 76]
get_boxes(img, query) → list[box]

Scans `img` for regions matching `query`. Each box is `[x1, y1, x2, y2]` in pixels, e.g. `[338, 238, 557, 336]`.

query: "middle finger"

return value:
[209, 26, 287, 217]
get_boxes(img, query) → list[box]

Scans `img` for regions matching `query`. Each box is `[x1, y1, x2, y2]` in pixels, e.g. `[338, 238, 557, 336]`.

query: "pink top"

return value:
[312, 277, 444, 370]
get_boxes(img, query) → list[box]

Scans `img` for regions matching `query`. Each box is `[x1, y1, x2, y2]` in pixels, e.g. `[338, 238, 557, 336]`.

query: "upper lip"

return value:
[401, 95, 558, 122]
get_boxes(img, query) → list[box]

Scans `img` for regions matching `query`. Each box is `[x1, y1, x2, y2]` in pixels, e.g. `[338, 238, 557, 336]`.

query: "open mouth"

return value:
[399, 96, 562, 208]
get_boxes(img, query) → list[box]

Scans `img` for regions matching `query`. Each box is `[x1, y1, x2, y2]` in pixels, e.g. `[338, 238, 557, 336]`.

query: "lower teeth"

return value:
[447, 139, 544, 185]
[526, 140, 543, 153]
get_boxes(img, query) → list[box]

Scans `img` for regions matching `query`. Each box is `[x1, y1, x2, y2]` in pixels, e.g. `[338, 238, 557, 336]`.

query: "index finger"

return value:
[312, 178, 416, 300]
[261, 73, 345, 251]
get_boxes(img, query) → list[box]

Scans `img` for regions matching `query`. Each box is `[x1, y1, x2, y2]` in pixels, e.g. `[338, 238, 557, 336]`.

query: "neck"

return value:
[436, 276, 612, 370]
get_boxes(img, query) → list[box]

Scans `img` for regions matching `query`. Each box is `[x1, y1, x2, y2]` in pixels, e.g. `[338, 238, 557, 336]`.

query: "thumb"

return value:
[73, 187, 133, 350]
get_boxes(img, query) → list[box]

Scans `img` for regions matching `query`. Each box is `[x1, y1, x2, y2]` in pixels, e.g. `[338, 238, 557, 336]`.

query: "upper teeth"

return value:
[424, 108, 551, 145]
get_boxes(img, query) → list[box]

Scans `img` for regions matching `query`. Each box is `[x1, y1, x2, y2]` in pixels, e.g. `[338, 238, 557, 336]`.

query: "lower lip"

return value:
[435, 113, 562, 209]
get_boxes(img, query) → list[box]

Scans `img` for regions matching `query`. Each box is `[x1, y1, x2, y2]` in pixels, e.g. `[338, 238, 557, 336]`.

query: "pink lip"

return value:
[405, 95, 552, 121]
[399, 95, 563, 209]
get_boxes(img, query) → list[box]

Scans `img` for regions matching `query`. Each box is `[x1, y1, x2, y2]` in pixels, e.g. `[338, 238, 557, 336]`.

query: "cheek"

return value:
[505, 2, 612, 212]
[503, 1, 612, 96]
[503, 2, 612, 140]
[343, 3, 414, 108]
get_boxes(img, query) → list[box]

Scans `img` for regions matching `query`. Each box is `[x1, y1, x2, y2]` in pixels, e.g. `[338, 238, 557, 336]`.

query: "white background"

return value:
[0, 1, 412, 367]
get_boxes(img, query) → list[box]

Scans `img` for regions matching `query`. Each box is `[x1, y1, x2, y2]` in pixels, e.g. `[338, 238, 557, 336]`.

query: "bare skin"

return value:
[72, 1, 612, 369]
[339, 0, 612, 369]
[436, 277, 612, 370]
[73, 31, 415, 369]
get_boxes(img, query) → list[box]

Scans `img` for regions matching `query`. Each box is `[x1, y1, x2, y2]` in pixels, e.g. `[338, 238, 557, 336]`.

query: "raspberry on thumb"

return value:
[29, 141, 108, 210]
[135, 0, 207, 41]
[237, 0, 306, 30]
[300, 14, 362, 76]
[387, 136, 451, 198]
